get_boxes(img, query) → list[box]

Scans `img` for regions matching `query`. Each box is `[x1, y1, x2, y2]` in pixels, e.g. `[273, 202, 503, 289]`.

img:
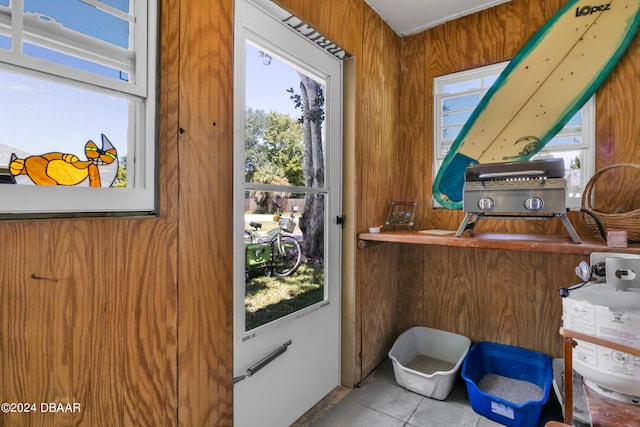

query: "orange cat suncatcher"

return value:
[9, 134, 118, 187]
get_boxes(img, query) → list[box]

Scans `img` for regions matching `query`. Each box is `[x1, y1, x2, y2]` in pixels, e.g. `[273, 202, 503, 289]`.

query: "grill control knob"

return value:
[524, 196, 544, 212]
[478, 197, 495, 211]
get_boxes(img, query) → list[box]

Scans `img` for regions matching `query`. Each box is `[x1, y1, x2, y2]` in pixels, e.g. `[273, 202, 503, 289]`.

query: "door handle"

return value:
[234, 340, 293, 384]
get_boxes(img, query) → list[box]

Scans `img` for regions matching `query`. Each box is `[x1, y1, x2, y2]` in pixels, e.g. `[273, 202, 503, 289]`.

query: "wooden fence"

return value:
[244, 198, 306, 214]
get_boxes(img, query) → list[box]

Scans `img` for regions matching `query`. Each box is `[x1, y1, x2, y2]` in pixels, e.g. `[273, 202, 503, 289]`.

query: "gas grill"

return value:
[454, 158, 581, 243]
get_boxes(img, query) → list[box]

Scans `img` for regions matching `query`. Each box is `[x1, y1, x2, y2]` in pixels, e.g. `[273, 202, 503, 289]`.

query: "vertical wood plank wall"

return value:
[356, 7, 403, 380]
[0, 0, 398, 424]
[2, 0, 640, 425]
[0, 0, 182, 424]
[176, 0, 234, 425]
[391, 0, 640, 370]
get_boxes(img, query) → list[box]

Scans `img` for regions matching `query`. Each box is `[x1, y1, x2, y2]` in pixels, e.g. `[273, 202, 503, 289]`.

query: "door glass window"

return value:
[244, 192, 325, 331]
[241, 41, 328, 332]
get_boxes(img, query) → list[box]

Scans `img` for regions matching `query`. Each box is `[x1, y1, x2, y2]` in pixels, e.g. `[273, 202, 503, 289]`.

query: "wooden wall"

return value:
[0, 0, 234, 425]
[0, 0, 403, 424]
[384, 0, 640, 371]
[175, 0, 234, 425]
[3, 0, 639, 424]
[0, 1, 180, 425]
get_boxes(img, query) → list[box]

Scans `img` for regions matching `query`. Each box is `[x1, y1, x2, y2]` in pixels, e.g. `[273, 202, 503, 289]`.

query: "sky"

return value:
[0, 69, 128, 158]
[245, 43, 305, 119]
[0, 0, 130, 163]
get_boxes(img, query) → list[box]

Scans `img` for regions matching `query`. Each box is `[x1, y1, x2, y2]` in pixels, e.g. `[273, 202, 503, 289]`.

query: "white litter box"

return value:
[388, 326, 471, 400]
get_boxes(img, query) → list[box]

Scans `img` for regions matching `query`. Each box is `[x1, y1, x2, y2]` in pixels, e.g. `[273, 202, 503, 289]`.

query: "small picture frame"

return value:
[385, 201, 417, 229]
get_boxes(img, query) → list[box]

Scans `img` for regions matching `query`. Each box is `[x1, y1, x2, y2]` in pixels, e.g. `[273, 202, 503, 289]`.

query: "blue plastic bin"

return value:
[461, 342, 552, 427]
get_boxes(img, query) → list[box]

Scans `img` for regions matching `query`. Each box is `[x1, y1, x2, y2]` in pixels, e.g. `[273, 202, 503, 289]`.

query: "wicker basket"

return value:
[582, 163, 640, 242]
[279, 217, 296, 233]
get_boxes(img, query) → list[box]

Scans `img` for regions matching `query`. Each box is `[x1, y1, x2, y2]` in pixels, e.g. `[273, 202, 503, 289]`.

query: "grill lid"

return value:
[465, 158, 565, 182]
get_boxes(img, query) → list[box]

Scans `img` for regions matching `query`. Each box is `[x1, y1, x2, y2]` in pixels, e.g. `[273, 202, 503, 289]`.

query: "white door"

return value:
[233, 1, 343, 426]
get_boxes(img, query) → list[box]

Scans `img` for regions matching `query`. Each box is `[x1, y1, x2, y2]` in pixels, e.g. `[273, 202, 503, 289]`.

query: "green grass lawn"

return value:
[245, 263, 324, 330]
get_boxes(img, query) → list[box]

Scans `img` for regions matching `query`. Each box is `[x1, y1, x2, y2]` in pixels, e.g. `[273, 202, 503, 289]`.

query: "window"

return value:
[0, 0, 158, 215]
[434, 62, 595, 208]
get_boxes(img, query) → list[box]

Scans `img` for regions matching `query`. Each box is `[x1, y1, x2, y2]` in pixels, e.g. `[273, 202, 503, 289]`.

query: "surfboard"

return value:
[432, 0, 640, 209]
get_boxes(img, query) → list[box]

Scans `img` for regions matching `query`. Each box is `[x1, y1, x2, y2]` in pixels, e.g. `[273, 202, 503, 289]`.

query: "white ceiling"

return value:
[364, 0, 512, 37]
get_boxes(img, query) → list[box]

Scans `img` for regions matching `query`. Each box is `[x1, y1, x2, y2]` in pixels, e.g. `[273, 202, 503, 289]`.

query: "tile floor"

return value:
[293, 358, 564, 427]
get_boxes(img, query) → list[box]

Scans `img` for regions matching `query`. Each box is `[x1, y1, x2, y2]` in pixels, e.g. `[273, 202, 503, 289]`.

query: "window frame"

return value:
[0, 0, 158, 217]
[433, 61, 595, 208]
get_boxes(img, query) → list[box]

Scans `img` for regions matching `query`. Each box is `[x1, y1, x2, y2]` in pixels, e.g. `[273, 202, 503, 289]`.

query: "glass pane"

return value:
[546, 135, 582, 147]
[24, 43, 128, 81]
[0, 69, 129, 187]
[564, 110, 582, 127]
[532, 150, 582, 184]
[244, 192, 325, 331]
[442, 93, 481, 113]
[245, 42, 326, 188]
[98, 0, 129, 13]
[442, 78, 480, 94]
[24, 0, 129, 48]
[484, 75, 499, 87]
[442, 125, 463, 143]
[0, 2, 10, 49]
[443, 110, 472, 126]
[20, 1, 131, 80]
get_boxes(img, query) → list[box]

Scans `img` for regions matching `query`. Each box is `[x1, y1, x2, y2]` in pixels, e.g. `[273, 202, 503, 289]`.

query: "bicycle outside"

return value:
[244, 206, 302, 280]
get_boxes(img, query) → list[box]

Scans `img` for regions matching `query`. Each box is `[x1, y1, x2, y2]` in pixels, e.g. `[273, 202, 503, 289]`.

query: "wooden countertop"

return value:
[357, 230, 640, 255]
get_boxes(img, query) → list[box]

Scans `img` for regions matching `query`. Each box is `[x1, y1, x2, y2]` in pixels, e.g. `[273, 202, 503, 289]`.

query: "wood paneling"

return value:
[597, 17, 640, 169]
[396, 244, 424, 333]
[0, 216, 177, 426]
[356, 6, 403, 380]
[398, 33, 426, 202]
[7, 0, 639, 424]
[341, 57, 358, 387]
[422, 246, 582, 356]
[394, 33, 427, 340]
[275, 0, 364, 56]
[389, 0, 640, 360]
[2, 0, 178, 425]
[358, 243, 399, 377]
[176, 0, 233, 425]
[0, 0, 397, 424]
